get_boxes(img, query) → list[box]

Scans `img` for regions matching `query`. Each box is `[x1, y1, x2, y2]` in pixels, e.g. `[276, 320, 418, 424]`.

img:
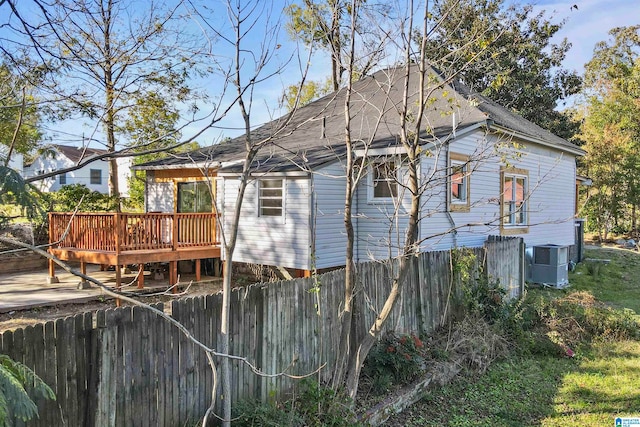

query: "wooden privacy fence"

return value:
[1, 237, 523, 426]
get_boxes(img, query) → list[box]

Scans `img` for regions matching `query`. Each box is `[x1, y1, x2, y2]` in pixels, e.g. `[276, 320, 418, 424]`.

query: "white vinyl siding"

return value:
[24, 152, 110, 194]
[418, 129, 576, 250]
[222, 176, 311, 270]
[313, 162, 348, 269]
[356, 158, 412, 261]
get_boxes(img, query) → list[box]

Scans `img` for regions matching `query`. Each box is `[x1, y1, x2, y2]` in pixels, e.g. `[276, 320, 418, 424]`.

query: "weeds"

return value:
[233, 380, 359, 427]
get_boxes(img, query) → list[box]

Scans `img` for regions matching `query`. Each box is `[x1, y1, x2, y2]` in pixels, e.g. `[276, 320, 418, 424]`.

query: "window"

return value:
[90, 169, 102, 185]
[372, 160, 398, 199]
[258, 179, 283, 217]
[59, 173, 67, 185]
[177, 181, 213, 213]
[501, 168, 528, 231]
[449, 153, 470, 212]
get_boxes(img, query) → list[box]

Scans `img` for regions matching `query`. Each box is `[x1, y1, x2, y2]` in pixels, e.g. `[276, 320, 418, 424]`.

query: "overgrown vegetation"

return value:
[230, 247, 640, 426]
[387, 247, 640, 426]
[233, 379, 359, 427]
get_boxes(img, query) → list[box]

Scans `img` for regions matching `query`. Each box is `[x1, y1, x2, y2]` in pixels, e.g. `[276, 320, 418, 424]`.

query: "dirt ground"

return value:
[0, 279, 225, 333]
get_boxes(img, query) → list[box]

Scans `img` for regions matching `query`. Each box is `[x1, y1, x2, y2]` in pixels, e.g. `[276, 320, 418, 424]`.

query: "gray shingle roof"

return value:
[137, 65, 583, 173]
[53, 144, 108, 163]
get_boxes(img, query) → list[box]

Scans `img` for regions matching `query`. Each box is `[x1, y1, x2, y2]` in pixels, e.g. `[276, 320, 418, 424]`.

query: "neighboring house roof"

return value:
[136, 65, 584, 173]
[24, 144, 108, 167]
[51, 144, 108, 163]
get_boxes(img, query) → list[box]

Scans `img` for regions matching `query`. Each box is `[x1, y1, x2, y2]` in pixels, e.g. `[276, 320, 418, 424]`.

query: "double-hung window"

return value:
[90, 169, 102, 185]
[449, 153, 470, 212]
[59, 172, 67, 185]
[501, 168, 528, 232]
[258, 179, 284, 217]
[371, 160, 398, 199]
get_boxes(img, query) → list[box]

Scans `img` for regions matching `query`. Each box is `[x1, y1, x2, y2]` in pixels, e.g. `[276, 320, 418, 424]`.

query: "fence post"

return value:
[520, 238, 526, 297]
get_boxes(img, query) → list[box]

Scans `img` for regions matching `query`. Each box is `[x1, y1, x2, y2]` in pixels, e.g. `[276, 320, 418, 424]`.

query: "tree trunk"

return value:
[331, 157, 355, 389]
[220, 251, 233, 427]
[102, 2, 120, 211]
[345, 276, 401, 399]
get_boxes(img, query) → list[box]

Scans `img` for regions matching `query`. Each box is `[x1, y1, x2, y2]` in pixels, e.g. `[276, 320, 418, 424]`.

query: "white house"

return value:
[0, 148, 23, 175]
[136, 65, 584, 275]
[24, 144, 131, 196]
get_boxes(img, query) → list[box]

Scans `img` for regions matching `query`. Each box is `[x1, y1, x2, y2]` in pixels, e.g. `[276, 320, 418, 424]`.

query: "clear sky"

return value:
[532, 0, 639, 74]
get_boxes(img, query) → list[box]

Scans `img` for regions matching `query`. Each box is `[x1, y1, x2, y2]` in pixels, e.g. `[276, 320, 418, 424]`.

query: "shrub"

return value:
[52, 184, 117, 212]
[363, 332, 425, 393]
[233, 398, 302, 427]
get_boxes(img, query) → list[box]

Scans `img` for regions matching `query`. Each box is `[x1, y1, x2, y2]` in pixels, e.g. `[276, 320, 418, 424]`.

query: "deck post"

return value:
[137, 263, 145, 289]
[115, 265, 122, 307]
[169, 261, 178, 293]
[77, 261, 90, 289]
[114, 213, 121, 255]
[195, 259, 201, 282]
[46, 258, 59, 284]
[46, 213, 59, 284]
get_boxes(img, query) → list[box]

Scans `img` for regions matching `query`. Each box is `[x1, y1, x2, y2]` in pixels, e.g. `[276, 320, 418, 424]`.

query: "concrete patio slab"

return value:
[0, 263, 218, 313]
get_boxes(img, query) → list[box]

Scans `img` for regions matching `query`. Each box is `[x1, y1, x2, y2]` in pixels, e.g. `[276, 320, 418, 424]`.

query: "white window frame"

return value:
[501, 168, 528, 232]
[257, 178, 285, 218]
[59, 172, 67, 185]
[449, 153, 470, 212]
[368, 159, 398, 201]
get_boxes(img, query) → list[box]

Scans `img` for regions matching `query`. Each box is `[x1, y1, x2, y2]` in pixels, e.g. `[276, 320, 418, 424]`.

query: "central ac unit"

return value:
[530, 244, 569, 288]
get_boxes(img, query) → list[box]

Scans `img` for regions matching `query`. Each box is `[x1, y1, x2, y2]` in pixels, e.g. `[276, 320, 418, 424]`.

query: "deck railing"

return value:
[49, 212, 219, 253]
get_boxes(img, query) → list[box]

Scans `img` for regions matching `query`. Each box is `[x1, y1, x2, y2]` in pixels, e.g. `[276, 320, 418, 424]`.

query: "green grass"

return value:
[542, 340, 640, 426]
[389, 247, 640, 427]
[568, 248, 640, 314]
[391, 356, 578, 426]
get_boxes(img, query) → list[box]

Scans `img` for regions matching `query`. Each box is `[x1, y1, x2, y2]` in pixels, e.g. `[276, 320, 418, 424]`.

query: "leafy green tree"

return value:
[0, 61, 42, 163]
[52, 184, 117, 212]
[284, 0, 388, 105]
[282, 79, 331, 111]
[425, 0, 582, 140]
[0, 354, 55, 426]
[579, 26, 640, 237]
[0, 166, 45, 226]
[117, 92, 199, 210]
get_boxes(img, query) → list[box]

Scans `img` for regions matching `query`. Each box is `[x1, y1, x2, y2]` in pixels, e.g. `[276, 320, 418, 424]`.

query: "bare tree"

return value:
[325, 0, 525, 398]
[184, 0, 318, 424]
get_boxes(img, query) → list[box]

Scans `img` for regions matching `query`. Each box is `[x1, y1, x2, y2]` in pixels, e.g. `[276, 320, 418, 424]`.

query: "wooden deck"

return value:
[48, 212, 221, 288]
